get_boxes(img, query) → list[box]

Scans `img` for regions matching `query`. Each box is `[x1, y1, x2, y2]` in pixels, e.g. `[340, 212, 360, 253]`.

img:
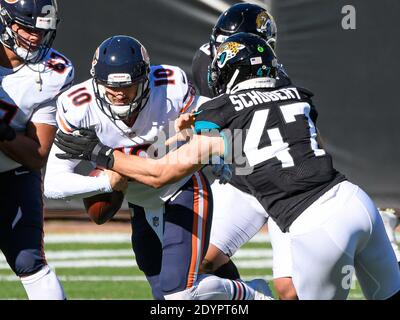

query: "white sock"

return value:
[164, 274, 263, 300]
[20, 265, 66, 300]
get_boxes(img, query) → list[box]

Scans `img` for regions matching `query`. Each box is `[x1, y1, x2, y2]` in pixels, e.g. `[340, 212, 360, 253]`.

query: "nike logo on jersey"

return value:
[230, 87, 301, 112]
[15, 170, 30, 176]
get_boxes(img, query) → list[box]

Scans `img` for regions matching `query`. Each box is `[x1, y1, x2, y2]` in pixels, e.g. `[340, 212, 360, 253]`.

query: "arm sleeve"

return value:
[30, 98, 57, 126]
[44, 143, 112, 200]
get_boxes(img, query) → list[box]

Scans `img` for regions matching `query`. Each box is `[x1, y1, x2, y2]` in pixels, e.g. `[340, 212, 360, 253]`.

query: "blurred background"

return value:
[49, 0, 400, 212]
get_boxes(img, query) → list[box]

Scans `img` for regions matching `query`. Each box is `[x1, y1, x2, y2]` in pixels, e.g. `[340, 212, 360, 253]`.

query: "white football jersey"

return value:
[46, 65, 203, 209]
[0, 48, 74, 172]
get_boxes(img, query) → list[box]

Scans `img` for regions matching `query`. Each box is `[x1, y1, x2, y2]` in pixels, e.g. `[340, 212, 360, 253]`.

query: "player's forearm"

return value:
[44, 144, 112, 200]
[112, 135, 224, 188]
[0, 122, 56, 170]
[0, 134, 48, 170]
[44, 171, 112, 200]
[112, 151, 171, 188]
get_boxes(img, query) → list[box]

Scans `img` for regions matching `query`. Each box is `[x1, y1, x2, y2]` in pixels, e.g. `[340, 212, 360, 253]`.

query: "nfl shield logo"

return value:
[152, 216, 159, 227]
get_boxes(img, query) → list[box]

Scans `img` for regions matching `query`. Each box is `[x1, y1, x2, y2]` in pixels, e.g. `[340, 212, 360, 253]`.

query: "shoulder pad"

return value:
[297, 87, 314, 99]
[42, 49, 75, 94]
[199, 43, 211, 56]
[150, 65, 191, 111]
[56, 81, 93, 132]
[198, 94, 229, 111]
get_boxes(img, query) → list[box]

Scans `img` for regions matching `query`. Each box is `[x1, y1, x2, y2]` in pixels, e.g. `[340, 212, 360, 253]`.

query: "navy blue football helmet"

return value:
[210, 3, 277, 59]
[90, 35, 151, 120]
[0, 0, 59, 63]
[209, 32, 278, 95]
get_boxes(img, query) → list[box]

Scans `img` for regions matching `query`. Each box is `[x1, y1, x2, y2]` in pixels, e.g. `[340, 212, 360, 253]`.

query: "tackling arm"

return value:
[112, 133, 225, 188]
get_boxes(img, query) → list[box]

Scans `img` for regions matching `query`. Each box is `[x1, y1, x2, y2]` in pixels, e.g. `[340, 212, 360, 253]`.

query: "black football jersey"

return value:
[194, 84, 346, 231]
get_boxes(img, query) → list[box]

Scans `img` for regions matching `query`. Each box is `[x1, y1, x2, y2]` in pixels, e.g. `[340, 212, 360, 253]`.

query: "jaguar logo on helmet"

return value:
[216, 41, 245, 68]
[256, 11, 272, 35]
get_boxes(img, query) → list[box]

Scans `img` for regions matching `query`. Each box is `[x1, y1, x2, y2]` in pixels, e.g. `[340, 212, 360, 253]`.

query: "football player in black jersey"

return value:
[55, 33, 400, 299]
[192, 3, 296, 299]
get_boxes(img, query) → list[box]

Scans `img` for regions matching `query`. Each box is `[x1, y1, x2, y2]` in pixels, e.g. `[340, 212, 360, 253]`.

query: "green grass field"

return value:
[0, 232, 368, 300]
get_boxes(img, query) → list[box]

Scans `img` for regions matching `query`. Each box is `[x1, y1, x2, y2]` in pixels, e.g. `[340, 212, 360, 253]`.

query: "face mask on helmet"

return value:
[210, 32, 278, 95]
[209, 3, 277, 60]
[91, 35, 151, 121]
[94, 75, 150, 121]
[0, 0, 59, 63]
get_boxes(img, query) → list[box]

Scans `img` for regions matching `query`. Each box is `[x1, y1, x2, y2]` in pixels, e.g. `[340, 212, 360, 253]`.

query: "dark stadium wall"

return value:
[54, 0, 236, 83]
[271, 0, 400, 207]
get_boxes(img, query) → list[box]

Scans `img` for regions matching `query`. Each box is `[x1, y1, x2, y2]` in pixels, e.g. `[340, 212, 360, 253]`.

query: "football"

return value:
[83, 168, 124, 225]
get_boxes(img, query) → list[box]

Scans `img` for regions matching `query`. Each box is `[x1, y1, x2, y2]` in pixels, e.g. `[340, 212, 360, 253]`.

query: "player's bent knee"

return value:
[160, 268, 185, 296]
[273, 277, 298, 300]
[13, 249, 46, 277]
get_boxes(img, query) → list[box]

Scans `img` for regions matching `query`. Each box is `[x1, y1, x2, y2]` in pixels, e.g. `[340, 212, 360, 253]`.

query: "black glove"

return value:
[54, 129, 115, 169]
[0, 119, 16, 142]
[211, 160, 233, 184]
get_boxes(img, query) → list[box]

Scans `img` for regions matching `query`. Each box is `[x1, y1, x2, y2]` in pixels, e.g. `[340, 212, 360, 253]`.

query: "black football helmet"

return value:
[0, 0, 59, 63]
[209, 32, 278, 95]
[210, 3, 277, 59]
[90, 35, 151, 120]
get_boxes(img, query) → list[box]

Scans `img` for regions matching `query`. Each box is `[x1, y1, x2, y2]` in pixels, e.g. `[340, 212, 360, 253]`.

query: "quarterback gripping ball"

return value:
[83, 169, 124, 225]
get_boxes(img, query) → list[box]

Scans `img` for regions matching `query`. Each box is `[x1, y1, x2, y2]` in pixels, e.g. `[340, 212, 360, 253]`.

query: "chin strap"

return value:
[225, 69, 240, 94]
[230, 77, 277, 94]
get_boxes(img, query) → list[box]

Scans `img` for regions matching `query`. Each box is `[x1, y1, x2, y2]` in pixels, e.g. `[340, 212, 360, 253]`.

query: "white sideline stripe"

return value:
[43, 232, 400, 244]
[0, 274, 274, 282]
[0, 259, 137, 269]
[0, 258, 274, 269]
[0, 248, 272, 262]
[43, 233, 272, 243]
[44, 234, 132, 243]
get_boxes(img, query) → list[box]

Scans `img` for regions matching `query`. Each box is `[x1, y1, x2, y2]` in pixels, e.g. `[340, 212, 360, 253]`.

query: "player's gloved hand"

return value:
[55, 129, 114, 169]
[211, 159, 232, 184]
[0, 119, 16, 142]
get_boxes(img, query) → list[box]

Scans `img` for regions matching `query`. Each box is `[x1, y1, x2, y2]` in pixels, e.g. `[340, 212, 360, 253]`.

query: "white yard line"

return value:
[0, 248, 272, 262]
[0, 274, 274, 282]
[0, 258, 274, 269]
[44, 232, 400, 244]
[43, 233, 272, 243]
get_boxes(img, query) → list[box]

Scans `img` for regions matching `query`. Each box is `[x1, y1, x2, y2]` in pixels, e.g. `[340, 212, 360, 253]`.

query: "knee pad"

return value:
[146, 274, 164, 300]
[13, 249, 46, 277]
[160, 265, 185, 296]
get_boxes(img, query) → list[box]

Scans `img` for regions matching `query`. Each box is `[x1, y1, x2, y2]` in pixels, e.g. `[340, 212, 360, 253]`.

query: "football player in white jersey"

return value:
[0, 0, 73, 299]
[45, 35, 274, 300]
